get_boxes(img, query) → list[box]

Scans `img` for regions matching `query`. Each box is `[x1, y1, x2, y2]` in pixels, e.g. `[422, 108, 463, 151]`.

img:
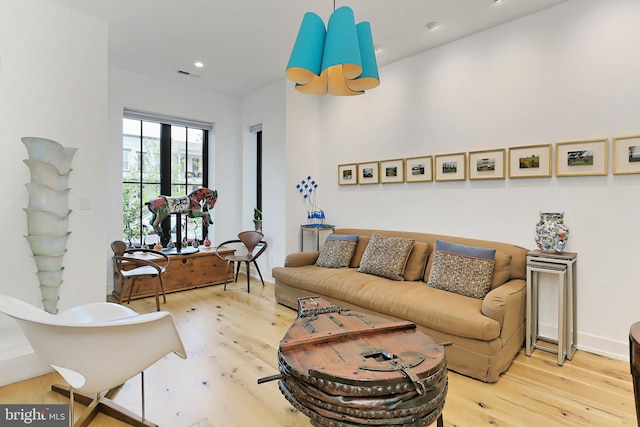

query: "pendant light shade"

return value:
[347, 22, 380, 92]
[285, 12, 326, 85]
[285, 6, 380, 96]
[321, 7, 362, 79]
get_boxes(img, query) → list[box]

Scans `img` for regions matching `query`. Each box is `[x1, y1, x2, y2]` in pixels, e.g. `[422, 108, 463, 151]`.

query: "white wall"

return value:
[285, 85, 323, 255]
[284, 0, 640, 360]
[0, 0, 108, 383]
[240, 81, 287, 280]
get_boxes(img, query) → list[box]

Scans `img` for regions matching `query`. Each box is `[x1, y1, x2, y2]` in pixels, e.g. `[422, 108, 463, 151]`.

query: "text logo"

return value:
[0, 405, 67, 426]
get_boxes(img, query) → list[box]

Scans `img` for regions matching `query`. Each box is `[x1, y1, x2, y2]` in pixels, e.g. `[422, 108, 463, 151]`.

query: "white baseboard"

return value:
[0, 353, 52, 386]
[538, 322, 628, 362]
[0, 327, 52, 386]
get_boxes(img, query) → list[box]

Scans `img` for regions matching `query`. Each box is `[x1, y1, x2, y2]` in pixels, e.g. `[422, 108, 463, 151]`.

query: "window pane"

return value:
[122, 183, 142, 245]
[187, 183, 202, 194]
[187, 128, 204, 186]
[142, 184, 161, 206]
[143, 121, 161, 139]
[142, 133, 161, 183]
[122, 120, 140, 181]
[123, 118, 140, 137]
[187, 217, 204, 241]
[171, 184, 186, 197]
[172, 126, 187, 187]
[141, 184, 161, 245]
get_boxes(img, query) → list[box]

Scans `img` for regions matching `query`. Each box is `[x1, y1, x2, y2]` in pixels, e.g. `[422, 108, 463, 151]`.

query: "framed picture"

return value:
[556, 138, 608, 177]
[468, 149, 505, 180]
[612, 134, 640, 175]
[379, 159, 404, 184]
[508, 144, 552, 178]
[434, 152, 466, 182]
[338, 163, 357, 185]
[405, 156, 433, 182]
[357, 161, 379, 184]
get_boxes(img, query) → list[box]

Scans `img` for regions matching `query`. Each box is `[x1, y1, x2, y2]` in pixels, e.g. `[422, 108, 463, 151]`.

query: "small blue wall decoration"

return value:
[296, 176, 325, 225]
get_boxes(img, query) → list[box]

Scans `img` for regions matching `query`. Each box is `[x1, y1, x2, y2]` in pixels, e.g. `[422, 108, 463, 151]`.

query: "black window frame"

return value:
[122, 117, 210, 247]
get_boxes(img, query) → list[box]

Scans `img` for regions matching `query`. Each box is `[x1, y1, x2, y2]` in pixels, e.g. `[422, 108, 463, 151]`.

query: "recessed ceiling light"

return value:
[194, 61, 204, 68]
[426, 22, 438, 30]
[494, 0, 505, 3]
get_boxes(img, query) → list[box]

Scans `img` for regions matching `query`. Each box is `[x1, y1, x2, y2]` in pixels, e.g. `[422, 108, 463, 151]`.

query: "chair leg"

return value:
[245, 261, 251, 293]
[141, 371, 145, 421]
[152, 278, 160, 312]
[223, 261, 232, 291]
[252, 260, 266, 287]
[158, 276, 167, 303]
[127, 278, 137, 305]
[52, 382, 157, 427]
[234, 262, 241, 283]
[118, 280, 128, 305]
[69, 386, 74, 427]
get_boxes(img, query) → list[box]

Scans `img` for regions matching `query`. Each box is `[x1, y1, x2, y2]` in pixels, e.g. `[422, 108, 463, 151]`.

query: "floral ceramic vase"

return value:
[535, 212, 569, 253]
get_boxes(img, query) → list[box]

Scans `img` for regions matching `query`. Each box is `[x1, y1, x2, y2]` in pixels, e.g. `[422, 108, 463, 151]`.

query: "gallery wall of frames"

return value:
[337, 134, 640, 185]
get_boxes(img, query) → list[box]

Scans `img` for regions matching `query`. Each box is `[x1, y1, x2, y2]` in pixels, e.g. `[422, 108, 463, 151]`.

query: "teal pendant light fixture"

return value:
[286, 4, 380, 96]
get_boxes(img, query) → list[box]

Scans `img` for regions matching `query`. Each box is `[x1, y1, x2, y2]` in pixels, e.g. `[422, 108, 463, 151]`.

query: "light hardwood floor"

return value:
[0, 277, 636, 426]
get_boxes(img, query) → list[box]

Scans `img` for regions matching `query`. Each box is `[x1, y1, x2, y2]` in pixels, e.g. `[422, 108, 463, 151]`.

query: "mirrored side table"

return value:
[525, 250, 577, 366]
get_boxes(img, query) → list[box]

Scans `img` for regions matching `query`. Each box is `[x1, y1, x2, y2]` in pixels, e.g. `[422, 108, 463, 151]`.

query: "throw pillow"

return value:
[426, 240, 496, 299]
[358, 234, 414, 281]
[326, 234, 358, 243]
[315, 238, 357, 268]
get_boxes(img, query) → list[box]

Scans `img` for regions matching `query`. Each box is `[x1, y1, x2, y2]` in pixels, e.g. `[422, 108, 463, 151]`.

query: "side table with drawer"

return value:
[526, 250, 578, 366]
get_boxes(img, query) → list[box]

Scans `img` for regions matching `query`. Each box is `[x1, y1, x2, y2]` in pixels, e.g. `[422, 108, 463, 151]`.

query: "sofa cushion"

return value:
[358, 234, 414, 281]
[403, 241, 431, 281]
[491, 252, 512, 290]
[427, 240, 496, 299]
[272, 265, 501, 341]
[315, 238, 357, 268]
[349, 235, 371, 268]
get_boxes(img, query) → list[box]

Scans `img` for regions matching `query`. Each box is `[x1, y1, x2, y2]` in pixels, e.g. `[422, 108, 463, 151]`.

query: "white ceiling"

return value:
[46, 0, 566, 96]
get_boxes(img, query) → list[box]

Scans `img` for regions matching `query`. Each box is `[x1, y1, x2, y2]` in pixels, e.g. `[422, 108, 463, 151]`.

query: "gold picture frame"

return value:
[434, 152, 466, 182]
[468, 149, 505, 180]
[379, 159, 405, 184]
[405, 156, 433, 182]
[556, 138, 608, 177]
[357, 161, 379, 184]
[338, 163, 357, 185]
[612, 134, 640, 175]
[508, 144, 552, 178]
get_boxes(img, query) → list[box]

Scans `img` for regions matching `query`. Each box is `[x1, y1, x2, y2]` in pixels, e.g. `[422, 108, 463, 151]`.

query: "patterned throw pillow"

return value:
[315, 239, 357, 268]
[426, 240, 496, 299]
[358, 234, 415, 281]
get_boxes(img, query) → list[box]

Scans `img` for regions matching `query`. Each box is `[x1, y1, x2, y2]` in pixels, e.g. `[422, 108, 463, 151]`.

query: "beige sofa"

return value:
[272, 228, 528, 383]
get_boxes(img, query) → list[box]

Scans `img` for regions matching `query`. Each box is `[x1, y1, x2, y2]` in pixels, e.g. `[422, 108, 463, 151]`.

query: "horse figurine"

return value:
[146, 188, 217, 233]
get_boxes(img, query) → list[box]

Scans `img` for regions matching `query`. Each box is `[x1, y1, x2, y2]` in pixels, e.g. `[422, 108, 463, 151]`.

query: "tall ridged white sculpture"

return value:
[22, 137, 77, 314]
